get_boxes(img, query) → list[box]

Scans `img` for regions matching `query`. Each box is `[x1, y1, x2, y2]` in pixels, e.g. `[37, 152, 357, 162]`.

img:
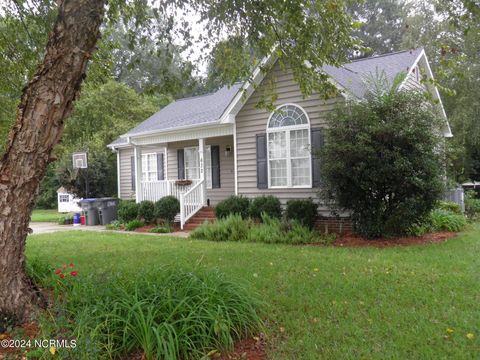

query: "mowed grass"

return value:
[26, 225, 480, 359]
[31, 209, 64, 222]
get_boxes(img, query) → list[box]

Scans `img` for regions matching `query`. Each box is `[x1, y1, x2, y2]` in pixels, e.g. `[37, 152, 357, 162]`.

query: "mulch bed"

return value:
[216, 335, 267, 360]
[328, 231, 458, 248]
[0, 321, 40, 358]
[134, 224, 181, 233]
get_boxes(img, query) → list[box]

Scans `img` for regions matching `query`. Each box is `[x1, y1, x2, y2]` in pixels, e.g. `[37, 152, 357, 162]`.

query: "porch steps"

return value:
[183, 207, 216, 231]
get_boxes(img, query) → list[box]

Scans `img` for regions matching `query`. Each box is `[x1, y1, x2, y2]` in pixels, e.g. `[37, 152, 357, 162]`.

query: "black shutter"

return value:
[177, 149, 185, 179]
[256, 133, 268, 189]
[311, 127, 324, 187]
[130, 156, 136, 191]
[157, 153, 164, 180]
[211, 145, 221, 188]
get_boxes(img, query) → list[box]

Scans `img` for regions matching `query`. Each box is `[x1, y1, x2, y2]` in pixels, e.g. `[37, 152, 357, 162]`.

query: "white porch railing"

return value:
[180, 179, 205, 230]
[140, 179, 205, 229]
[140, 179, 200, 202]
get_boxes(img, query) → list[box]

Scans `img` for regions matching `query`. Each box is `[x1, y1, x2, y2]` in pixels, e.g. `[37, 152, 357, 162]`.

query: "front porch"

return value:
[132, 133, 235, 229]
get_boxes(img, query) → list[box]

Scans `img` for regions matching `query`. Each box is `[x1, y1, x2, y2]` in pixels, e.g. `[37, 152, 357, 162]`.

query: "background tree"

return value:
[108, 22, 201, 96]
[55, 80, 160, 198]
[321, 84, 445, 239]
[348, 0, 410, 55]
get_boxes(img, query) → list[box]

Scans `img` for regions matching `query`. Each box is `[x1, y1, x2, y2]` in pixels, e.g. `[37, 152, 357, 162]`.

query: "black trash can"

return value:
[97, 198, 119, 225]
[79, 199, 100, 226]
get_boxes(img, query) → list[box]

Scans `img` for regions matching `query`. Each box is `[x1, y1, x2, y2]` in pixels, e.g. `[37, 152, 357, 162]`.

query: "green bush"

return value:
[35, 268, 262, 360]
[215, 196, 250, 219]
[125, 219, 144, 231]
[191, 213, 329, 245]
[437, 201, 462, 214]
[154, 196, 180, 224]
[105, 220, 122, 230]
[285, 199, 318, 229]
[465, 190, 480, 219]
[320, 89, 445, 238]
[429, 209, 466, 232]
[191, 214, 252, 242]
[57, 215, 73, 225]
[117, 200, 139, 222]
[249, 196, 282, 220]
[149, 225, 173, 233]
[138, 200, 156, 223]
[246, 214, 284, 243]
[406, 221, 433, 237]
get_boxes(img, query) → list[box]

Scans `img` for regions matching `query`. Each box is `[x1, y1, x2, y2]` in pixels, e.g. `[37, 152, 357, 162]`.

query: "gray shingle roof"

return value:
[322, 48, 423, 98]
[128, 83, 241, 134]
[108, 48, 423, 148]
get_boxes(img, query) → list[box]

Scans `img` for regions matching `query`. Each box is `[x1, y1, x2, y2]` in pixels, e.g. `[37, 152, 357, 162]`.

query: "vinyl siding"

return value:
[235, 62, 344, 209]
[166, 136, 235, 205]
[118, 147, 135, 200]
[402, 69, 426, 92]
[118, 145, 166, 200]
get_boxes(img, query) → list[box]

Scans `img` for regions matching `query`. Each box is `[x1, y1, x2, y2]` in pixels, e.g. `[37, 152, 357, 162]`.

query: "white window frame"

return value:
[184, 145, 212, 189]
[59, 194, 70, 203]
[141, 153, 158, 182]
[266, 103, 312, 189]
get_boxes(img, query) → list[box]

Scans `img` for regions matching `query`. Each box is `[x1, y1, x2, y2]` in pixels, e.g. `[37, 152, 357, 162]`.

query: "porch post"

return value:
[198, 138, 207, 205]
[134, 146, 143, 203]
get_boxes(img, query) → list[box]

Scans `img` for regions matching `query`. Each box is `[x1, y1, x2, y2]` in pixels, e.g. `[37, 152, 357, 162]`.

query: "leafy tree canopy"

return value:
[52, 80, 160, 198]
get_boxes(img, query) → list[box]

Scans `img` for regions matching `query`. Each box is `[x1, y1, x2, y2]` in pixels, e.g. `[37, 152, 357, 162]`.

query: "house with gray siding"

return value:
[108, 48, 452, 229]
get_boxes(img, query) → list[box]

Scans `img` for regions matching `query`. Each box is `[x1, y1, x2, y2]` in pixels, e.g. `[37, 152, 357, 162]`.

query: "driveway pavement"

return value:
[28, 222, 189, 237]
[29, 222, 106, 234]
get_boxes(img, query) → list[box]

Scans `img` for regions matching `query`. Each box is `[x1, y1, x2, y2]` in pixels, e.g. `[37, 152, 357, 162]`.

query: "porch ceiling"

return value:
[129, 123, 234, 146]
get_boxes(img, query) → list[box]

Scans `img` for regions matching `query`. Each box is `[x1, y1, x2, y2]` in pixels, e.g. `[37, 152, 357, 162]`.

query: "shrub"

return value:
[465, 190, 480, 220]
[429, 209, 466, 232]
[191, 213, 327, 245]
[105, 220, 122, 230]
[125, 219, 144, 231]
[57, 215, 73, 225]
[215, 196, 250, 219]
[149, 225, 172, 233]
[249, 196, 282, 220]
[246, 214, 284, 243]
[320, 89, 445, 238]
[285, 199, 318, 229]
[138, 200, 156, 223]
[117, 200, 139, 222]
[154, 196, 180, 224]
[190, 214, 252, 242]
[436, 201, 462, 214]
[35, 268, 262, 360]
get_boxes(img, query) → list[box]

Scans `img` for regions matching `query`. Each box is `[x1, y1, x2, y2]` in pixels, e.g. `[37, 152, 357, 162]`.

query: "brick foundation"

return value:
[315, 216, 352, 234]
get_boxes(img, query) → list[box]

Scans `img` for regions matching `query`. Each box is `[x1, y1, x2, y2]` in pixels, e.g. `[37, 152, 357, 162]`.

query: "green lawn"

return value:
[31, 209, 63, 222]
[26, 225, 480, 359]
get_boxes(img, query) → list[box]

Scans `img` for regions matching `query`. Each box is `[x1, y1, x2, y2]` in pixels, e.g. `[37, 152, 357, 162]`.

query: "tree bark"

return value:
[0, 0, 106, 321]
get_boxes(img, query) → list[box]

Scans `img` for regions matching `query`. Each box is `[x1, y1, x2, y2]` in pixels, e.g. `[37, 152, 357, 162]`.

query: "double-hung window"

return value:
[141, 153, 158, 182]
[267, 104, 311, 188]
[184, 146, 212, 189]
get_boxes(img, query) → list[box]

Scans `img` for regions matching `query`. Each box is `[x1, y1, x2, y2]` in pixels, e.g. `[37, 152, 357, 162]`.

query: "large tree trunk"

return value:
[0, 0, 106, 321]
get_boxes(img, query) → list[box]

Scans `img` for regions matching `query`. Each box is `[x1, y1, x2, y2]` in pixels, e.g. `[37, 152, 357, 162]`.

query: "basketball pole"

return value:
[85, 168, 89, 198]
[85, 152, 89, 198]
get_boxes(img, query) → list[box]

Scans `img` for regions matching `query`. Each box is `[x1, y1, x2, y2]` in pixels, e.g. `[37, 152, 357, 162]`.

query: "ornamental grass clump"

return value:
[32, 266, 263, 360]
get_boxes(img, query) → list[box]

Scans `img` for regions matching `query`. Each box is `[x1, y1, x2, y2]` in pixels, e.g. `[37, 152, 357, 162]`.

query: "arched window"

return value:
[267, 104, 311, 188]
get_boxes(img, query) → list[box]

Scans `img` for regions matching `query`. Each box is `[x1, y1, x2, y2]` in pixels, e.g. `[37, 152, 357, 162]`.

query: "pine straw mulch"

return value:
[0, 321, 40, 359]
[326, 231, 458, 248]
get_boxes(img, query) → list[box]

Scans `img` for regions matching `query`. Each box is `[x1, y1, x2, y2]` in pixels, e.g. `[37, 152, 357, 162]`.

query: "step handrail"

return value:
[180, 179, 205, 229]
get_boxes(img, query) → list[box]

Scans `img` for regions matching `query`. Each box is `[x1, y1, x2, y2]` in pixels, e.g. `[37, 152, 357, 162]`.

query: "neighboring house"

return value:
[57, 187, 82, 213]
[108, 48, 452, 229]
